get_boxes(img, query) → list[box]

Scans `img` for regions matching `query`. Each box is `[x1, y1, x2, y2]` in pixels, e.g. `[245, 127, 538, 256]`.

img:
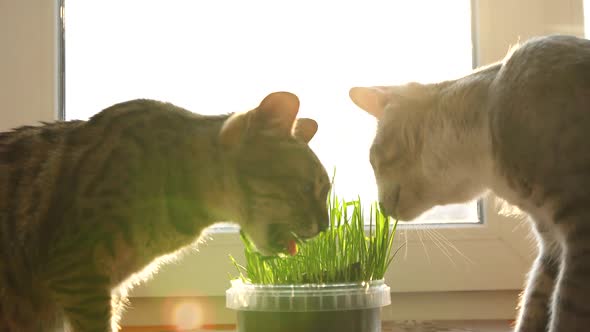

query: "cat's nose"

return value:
[318, 218, 330, 232]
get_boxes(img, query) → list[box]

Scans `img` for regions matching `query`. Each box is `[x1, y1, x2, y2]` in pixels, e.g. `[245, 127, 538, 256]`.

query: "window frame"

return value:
[1, 0, 585, 298]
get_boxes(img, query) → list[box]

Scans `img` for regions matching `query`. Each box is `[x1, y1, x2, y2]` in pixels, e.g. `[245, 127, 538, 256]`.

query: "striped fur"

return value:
[0, 92, 330, 331]
[350, 35, 590, 332]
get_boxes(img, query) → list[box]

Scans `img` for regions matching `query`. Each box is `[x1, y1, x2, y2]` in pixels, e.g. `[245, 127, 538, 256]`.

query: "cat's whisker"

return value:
[416, 228, 431, 264]
[426, 228, 456, 257]
[424, 228, 456, 267]
[429, 228, 474, 266]
[424, 228, 453, 257]
[511, 216, 531, 234]
[404, 230, 409, 260]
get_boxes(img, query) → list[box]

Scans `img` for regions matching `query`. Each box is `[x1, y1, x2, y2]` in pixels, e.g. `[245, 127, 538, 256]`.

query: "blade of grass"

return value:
[230, 176, 400, 285]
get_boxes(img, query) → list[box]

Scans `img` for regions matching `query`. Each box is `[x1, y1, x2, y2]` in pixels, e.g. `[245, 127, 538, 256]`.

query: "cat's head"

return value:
[219, 92, 331, 256]
[349, 84, 483, 221]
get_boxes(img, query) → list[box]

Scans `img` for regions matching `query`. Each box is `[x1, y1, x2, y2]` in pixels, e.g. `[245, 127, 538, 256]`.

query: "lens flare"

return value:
[172, 301, 203, 330]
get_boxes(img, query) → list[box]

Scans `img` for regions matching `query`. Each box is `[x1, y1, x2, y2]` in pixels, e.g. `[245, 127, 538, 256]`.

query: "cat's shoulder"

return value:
[88, 99, 196, 124]
[85, 99, 232, 136]
[518, 34, 589, 51]
[504, 35, 590, 65]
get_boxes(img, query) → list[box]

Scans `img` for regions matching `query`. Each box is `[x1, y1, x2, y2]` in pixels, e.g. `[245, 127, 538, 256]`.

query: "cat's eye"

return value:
[371, 144, 399, 170]
[321, 184, 331, 197]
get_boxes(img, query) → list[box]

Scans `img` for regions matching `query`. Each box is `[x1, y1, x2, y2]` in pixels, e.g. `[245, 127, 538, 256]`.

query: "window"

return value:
[64, 0, 478, 224]
[15, 0, 589, 308]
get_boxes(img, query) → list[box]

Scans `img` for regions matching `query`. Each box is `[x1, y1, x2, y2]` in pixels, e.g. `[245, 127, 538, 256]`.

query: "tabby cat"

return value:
[349, 35, 590, 332]
[0, 91, 330, 331]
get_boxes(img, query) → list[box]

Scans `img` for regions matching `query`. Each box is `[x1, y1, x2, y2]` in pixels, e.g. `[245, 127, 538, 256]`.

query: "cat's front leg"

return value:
[549, 222, 590, 332]
[515, 224, 560, 332]
[61, 289, 112, 332]
[110, 289, 129, 332]
[51, 274, 113, 332]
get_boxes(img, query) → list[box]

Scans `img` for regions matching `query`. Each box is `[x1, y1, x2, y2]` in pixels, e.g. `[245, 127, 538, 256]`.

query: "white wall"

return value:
[0, 0, 61, 131]
[475, 0, 585, 66]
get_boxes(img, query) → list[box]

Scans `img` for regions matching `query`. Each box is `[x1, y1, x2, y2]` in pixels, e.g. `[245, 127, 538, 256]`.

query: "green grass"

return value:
[230, 181, 401, 285]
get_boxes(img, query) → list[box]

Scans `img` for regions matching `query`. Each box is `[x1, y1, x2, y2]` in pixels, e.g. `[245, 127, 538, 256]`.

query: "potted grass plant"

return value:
[226, 183, 400, 332]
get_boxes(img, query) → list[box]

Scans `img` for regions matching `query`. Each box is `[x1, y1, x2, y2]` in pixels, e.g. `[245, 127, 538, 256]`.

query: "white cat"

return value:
[349, 35, 590, 332]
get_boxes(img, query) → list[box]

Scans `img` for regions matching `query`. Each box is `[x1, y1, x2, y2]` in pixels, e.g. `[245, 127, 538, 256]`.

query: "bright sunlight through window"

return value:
[65, 0, 477, 223]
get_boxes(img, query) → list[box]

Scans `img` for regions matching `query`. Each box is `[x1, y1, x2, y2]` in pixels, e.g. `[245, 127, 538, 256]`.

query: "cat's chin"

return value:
[393, 203, 430, 222]
[254, 245, 288, 257]
[384, 189, 434, 221]
[242, 232, 290, 257]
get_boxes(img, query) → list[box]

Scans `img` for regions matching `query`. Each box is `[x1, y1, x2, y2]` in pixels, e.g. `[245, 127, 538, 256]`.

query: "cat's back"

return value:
[0, 120, 84, 267]
[0, 120, 85, 230]
[502, 35, 590, 71]
[0, 120, 87, 326]
[1, 99, 230, 263]
[489, 35, 590, 218]
[0, 99, 208, 243]
[490, 35, 590, 152]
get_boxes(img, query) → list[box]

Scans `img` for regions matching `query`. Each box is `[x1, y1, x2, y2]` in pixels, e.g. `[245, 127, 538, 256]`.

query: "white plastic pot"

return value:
[226, 279, 391, 332]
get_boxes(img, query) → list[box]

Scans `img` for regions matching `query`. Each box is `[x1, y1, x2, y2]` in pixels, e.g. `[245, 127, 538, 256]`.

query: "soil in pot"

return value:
[226, 279, 391, 332]
[237, 307, 381, 332]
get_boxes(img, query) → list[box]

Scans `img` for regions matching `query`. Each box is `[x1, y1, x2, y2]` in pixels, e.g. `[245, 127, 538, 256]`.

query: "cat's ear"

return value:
[292, 118, 318, 143]
[350, 84, 435, 119]
[218, 91, 300, 149]
[219, 112, 251, 149]
[349, 87, 387, 119]
[255, 91, 300, 135]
